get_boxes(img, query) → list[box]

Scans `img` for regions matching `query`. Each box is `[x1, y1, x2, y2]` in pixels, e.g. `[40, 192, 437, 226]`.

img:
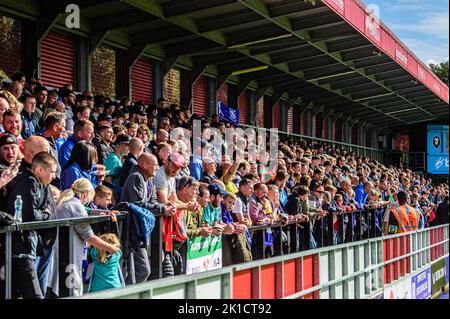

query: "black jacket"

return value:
[118, 154, 138, 187]
[436, 201, 449, 225]
[285, 193, 301, 216]
[119, 166, 165, 215]
[92, 137, 113, 165]
[321, 201, 339, 232]
[6, 170, 51, 258]
[41, 134, 62, 182]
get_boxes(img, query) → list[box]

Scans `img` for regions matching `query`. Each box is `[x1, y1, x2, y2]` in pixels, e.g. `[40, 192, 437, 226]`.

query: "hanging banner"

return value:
[394, 134, 409, 152]
[186, 235, 222, 275]
[431, 258, 447, 294]
[411, 267, 432, 299]
[218, 101, 239, 126]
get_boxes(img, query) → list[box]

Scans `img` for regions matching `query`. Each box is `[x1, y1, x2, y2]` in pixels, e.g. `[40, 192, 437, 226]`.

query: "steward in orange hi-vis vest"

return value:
[389, 205, 419, 233]
[384, 191, 419, 235]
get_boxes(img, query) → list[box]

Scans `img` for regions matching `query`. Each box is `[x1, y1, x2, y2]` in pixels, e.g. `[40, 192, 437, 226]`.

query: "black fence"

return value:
[0, 206, 387, 299]
[248, 207, 386, 261]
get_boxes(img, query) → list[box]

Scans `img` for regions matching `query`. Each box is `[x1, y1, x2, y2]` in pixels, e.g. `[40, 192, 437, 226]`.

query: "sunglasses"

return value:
[178, 178, 194, 189]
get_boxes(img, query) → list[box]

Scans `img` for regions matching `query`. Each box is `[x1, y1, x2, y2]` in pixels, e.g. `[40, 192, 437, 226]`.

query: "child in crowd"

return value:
[88, 233, 123, 293]
[49, 185, 61, 205]
[88, 185, 119, 236]
[91, 185, 113, 210]
[221, 193, 248, 266]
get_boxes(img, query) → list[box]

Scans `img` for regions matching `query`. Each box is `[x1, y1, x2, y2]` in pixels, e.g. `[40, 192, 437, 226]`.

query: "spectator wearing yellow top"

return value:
[220, 154, 241, 194]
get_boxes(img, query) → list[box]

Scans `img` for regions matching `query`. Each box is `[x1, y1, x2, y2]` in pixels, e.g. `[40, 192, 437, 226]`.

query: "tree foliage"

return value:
[429, 61, 449, 86]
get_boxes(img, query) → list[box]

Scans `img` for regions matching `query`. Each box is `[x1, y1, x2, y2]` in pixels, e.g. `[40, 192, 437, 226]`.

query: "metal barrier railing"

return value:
[233, 224, 448, 299]
[247, 207, 385, 262]
[78, 267, 234, 299]
[0, 212, 126, 299]
[1, 207, 448, 299]
[80, 224, 447, 300]
[71, 207, 450, 300]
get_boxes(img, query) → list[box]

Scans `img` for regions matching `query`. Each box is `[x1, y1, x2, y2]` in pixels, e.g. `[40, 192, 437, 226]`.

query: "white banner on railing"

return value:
[186, 236, 222, 275]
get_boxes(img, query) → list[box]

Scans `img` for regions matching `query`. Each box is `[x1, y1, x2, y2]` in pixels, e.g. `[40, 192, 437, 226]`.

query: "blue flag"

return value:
[218, 101, 239, 126]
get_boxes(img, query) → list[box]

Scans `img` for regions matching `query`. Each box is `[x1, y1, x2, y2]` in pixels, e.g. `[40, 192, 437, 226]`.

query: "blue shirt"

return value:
[189, 155, 204, 181]
[60, 162, 99, 190]
[55, 137, 66, 152]
[59, 134, 78, 169]
[220, 204, 234, 224]
[354, 184, 368, 209]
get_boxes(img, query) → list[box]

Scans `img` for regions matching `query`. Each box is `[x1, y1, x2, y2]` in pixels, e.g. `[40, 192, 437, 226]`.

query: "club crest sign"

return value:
[433, 136, 441, 149]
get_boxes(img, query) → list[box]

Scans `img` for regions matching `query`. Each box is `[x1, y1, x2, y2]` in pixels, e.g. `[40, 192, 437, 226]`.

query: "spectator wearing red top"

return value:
[0, 110, 24, 155]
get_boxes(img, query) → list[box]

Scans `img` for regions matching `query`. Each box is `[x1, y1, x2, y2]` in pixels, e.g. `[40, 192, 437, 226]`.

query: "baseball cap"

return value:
[169, 152, 185, 168]
[0, 134, 18, 148]
[114, 134, 131, 145]
[341, 165, 351, 172]
[208, 184, 228, 196]
[98, 113, 112, 122]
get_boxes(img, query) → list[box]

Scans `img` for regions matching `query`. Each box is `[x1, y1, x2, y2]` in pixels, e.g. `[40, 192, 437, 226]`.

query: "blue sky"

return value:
[363, 0, 449, 66]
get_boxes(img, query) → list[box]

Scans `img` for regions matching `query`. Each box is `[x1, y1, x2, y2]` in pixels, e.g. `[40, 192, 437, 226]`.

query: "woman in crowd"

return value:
[60, 141, 106, 190]
[48, 178, 119, 297]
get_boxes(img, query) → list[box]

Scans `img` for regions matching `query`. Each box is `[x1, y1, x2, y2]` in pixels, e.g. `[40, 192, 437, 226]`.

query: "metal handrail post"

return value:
[150, 215, 163, 280]
[289, 223, 298, 254]
[338, 214, 344, 245]
[369, 209, 376, 239]
[251, 228, 265, 260]
[5, 232, 12, 299]
[58, 225, 73, 298]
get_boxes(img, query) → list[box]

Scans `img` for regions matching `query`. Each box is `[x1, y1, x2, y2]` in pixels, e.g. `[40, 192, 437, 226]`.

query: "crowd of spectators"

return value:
[0, 71, 448, 299]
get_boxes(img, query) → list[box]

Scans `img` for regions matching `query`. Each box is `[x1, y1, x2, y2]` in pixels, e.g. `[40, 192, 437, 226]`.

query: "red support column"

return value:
[275, 262, 283, 299]
[251, 267, 260, 299]
[295, 258, 303, 297]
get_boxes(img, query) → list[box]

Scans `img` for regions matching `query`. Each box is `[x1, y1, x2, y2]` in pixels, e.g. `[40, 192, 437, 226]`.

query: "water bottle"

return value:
[82, 244, 89, 282]
[14, 195, 23, 224]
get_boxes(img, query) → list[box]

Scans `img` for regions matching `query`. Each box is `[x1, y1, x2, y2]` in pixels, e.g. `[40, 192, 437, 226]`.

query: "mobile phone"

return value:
[11, 160, 21, 171]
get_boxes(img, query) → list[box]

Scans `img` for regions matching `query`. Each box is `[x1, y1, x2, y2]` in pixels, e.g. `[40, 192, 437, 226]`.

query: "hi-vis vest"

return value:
[390, 205, 419, 233]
